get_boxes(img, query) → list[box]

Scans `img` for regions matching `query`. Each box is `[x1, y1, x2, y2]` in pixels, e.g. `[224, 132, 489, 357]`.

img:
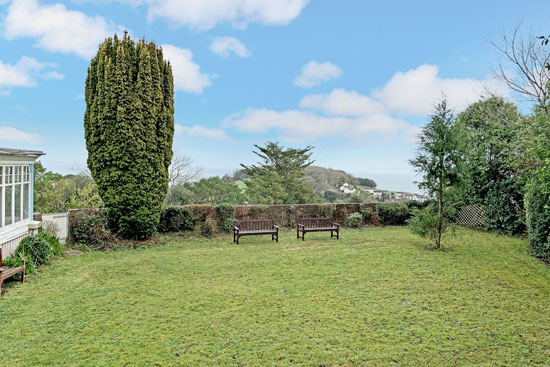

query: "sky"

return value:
[0, 0, 548, 193]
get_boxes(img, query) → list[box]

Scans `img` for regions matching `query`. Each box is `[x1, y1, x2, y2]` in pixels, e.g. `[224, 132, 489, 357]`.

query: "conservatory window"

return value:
[1, 165, 31, 229]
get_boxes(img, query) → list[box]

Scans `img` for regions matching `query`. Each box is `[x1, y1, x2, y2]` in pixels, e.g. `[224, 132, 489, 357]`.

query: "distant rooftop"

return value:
[0, 147, 45, 157]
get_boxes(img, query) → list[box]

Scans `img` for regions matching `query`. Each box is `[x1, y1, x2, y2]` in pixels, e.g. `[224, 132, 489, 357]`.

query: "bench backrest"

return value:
[297, 217, 333, 228]
[235, 219, 274, 231]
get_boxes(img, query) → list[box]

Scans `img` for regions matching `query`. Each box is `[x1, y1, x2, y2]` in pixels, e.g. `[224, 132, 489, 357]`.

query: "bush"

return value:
[377, 203, 410, 225]
[158, 206, 195, 233]
[16, 235, 51, 267]
[70, 209, 110, 249]
[37, 231, 64, 256]
[408, 205, 452, 247]
[200, 219, 215, 237]
[3, 252, 35, 275]
[218, 204, 235, 233]
[483, 179, 525, 236]
[347, 212, 363, 228]
[525, 164, 550, 259]
[362, 205, 381, 226]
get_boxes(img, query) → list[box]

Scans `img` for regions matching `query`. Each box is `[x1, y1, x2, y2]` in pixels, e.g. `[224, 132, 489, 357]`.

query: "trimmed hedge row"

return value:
[68, 202, 434, 245]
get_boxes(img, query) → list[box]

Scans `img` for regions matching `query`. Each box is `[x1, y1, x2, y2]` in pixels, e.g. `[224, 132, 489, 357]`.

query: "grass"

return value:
[1, 227, 550, 366]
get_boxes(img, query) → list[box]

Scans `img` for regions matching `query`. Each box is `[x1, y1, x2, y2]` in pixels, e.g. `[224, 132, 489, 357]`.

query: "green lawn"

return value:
[1, 227, 550, 366]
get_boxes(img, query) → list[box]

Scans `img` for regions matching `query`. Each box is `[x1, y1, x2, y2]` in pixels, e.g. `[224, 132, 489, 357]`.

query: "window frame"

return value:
[0, 164, 32, 231]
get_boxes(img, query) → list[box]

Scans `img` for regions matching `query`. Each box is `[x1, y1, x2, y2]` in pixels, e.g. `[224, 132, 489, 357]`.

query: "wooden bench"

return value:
[0, 248, 25, 297]
[297, 217, 340, 241]
[233, 219, 279, 245]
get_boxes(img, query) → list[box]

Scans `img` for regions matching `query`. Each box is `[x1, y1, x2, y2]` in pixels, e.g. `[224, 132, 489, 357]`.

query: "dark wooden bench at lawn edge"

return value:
[297, 217, 340, 241]
[0, 248, 25, 297]
[233, 220, 279, 245]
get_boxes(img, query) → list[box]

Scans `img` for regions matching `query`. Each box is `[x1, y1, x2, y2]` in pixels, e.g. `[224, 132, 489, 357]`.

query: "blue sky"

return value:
[0, 0, 547, 193]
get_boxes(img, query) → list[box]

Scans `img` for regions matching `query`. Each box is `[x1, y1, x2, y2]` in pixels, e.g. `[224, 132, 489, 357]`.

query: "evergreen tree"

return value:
[84, 33, 174, 239]
[241, 141, 318, 204]
[409, 99, 460, 249]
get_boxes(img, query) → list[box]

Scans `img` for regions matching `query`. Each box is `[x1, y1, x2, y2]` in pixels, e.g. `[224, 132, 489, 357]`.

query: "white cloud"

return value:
[0, 56, 64, 91]
[294, 61, 342, 88]
[40, 71, 64, 80]
[210, 36, 250, 58]
[221, 65, 509, 143]
[373, 64, 509, 116]
[176, 124, 229, 141]
[3, 0, 124, 59]
[116, 0, 308, 31]
[222, 108, 413, 142]
[0, 126, 41, 143]
[299, 88, 385, 116]
[162, 44, 212, 94]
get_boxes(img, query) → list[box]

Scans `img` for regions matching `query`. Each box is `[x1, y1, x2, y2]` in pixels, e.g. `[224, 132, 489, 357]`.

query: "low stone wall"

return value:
[67, 203, 380, 240]
[234, 203, 375, 227]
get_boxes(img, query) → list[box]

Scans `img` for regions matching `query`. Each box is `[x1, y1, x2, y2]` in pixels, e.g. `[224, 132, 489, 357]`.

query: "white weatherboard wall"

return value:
[0, 148, 44, 260]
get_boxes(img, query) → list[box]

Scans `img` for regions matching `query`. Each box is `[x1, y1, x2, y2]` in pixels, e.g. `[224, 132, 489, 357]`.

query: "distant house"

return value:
[339, 183, 357, 194]
[0, 148, 44, 260]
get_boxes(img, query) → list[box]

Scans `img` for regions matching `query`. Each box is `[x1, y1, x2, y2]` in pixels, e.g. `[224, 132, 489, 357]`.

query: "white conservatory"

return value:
[0, 148, 44, 260]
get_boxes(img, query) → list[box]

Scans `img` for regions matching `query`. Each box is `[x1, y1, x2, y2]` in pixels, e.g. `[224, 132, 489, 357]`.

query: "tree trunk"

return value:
[436, 174, 443, 249]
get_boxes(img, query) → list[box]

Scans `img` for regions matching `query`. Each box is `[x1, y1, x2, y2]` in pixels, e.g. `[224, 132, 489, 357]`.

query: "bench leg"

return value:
[337, 230, 339, 240]
[21, 261, 25, 283]
[302, 232, 305, 241]
[276, 232, 279, 243]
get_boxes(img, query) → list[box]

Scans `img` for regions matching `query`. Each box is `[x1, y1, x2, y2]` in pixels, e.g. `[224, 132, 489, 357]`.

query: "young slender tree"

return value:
[409, 99, 460, 248]
[84, 33, 174, 239]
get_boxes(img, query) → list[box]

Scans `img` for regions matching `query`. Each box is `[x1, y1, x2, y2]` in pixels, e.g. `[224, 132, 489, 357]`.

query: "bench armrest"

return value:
[273, 225, 279, 230]
[297, 223, 304, 229]
[233, 226, 240, 232]
[332, 222, 340, 228]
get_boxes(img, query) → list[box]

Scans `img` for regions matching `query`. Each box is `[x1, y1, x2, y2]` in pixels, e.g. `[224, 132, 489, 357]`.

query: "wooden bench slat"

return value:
[234, 220, 279, 244]
[296, 217, 340, 241]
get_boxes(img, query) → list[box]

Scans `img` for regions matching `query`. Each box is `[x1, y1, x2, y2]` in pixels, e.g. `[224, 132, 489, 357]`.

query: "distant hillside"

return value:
[304, 166, 376, 194]
[223, 166, 376, 194]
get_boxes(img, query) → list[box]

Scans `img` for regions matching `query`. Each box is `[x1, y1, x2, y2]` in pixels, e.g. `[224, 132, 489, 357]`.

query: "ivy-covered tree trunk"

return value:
[84, 33, 174, 239]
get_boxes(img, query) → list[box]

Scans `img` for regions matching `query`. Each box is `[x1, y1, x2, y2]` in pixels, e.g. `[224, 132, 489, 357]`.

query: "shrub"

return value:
[377, 203, 410, 225]
[42, 221, 59, 238]
[362, 205, 381, 226]
[218, 204, 236, 233]
[16, 236, 51, 267]
[158, 206, 194, 233]
[525, 164, 550, 259]
[200, 219, 215, 237]
[315, 203, 334, 218]
[3, 252, 35, 275]
[483, 179, 525, 236]
[70, 210, 110, 249]
[408, 205, 452, 246]
[37, 231, 64, 256]
[347, 212, 363, 228]
[404, 200, 431, 212]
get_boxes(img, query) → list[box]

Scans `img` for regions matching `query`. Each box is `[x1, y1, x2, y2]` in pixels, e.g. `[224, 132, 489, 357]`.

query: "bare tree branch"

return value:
[490, 22, 550, 106]
[169, 153, 203, 186]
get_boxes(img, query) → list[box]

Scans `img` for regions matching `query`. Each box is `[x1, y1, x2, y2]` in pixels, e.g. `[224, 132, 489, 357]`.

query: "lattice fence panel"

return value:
[456, 204, 487, 229]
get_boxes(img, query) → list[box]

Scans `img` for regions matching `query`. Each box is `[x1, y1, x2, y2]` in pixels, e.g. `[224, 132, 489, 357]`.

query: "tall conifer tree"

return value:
[84, 33, 174, 239]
